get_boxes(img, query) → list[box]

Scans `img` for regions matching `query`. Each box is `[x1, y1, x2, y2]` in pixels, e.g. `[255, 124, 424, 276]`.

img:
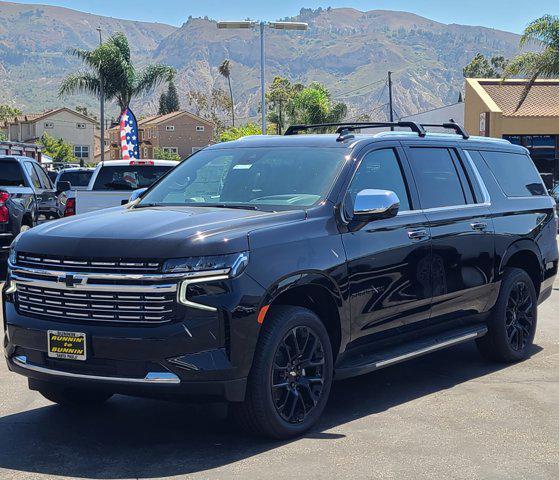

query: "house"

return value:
[2, 107, 96, 163]
[109, 110, 214, 160]
[464, 78, 559, 186]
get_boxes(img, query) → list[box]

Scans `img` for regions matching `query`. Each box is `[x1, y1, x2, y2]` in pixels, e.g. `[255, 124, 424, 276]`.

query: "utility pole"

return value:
[388, 71, 394, 130]
[97, 27, 105, 163]
[259, 21, 266, 135]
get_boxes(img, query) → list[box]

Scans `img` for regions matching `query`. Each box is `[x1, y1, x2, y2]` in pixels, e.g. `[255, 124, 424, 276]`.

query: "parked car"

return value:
[62, 159, 176, 216]
[54, 167, 94, 191]
[0, 155, 66, 227]
[3, 122, 557, 439]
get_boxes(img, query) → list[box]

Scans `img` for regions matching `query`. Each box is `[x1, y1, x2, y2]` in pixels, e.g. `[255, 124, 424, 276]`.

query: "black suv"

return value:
[3, 122, 557, 439]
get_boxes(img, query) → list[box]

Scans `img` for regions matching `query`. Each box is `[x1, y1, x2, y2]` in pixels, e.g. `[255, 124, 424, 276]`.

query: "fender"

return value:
[257, 269, 351, 354]
[498, 238, 543, 278]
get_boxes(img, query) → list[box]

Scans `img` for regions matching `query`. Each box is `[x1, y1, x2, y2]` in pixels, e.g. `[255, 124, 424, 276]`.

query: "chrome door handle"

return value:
[470, 221, 488, 231]
[408, 229, 429, 240]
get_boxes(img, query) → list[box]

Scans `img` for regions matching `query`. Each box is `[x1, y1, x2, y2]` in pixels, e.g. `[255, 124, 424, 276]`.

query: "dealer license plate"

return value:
[47, 330, 87, 361]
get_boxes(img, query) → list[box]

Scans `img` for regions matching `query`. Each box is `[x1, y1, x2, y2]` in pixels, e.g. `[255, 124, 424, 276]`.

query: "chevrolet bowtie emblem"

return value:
[58, 274, 86, 288]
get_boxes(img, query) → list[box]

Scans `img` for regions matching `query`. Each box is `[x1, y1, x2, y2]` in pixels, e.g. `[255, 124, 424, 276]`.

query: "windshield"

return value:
[59, 170, 93, 187]
[137, 147, 346, 210]
[93, 166, 173, 191]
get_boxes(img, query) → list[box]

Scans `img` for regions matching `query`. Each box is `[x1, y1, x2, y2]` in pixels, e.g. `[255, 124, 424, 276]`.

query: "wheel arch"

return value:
[500, 240, 543, 295]
[259, 271, 347, 362]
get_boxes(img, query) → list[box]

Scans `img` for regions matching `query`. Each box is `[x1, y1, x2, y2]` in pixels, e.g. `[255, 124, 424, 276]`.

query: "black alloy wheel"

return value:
[505, 280, 535, 351]
[271, 326, 325, 424]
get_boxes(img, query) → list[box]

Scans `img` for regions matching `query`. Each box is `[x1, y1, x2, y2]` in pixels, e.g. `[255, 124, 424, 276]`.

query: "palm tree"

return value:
[504, 15, 559, 110]
[218, 59, 235, 127]
[59, 32, 175, 113]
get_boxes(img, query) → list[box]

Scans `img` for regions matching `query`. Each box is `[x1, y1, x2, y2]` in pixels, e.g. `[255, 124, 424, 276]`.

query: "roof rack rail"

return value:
[420, 122, 470, 139]
[284, 121, 427, 139]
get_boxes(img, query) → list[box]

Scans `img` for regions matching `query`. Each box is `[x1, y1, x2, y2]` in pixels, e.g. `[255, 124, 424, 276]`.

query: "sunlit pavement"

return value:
[0, 277, 557, 479]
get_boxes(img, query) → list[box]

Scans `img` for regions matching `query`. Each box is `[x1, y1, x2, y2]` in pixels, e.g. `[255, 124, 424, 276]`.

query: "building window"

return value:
[196, 125, 205, 132]
[165, 125, 175, 132]
[163, 147, 178, 154]
[44, 122, 54, 129]
[74, 145, 90, 158]
[142, 147, 149, 158]
[76, 123, 87, 129]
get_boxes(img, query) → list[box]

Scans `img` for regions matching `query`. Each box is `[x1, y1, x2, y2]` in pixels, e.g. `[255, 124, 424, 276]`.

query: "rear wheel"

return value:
[38, 385, 113, 407]
[232, 305, 333, 439]
[477, 267, 537, 362]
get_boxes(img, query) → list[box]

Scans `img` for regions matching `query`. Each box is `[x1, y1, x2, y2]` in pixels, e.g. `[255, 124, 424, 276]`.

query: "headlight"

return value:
[166, 252, 249, 311]
[163, 252, 249, 277]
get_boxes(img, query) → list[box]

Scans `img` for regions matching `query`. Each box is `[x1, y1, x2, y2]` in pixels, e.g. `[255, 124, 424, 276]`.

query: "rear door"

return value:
[32, 163, 59, 217]
[403, 143, 495, 324]
[341, 143, 433, 343]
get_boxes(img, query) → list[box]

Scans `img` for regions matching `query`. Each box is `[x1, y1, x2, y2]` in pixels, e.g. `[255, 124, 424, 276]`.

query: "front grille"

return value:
[16, 284, 176, 324]
[17, 253, 162, 274]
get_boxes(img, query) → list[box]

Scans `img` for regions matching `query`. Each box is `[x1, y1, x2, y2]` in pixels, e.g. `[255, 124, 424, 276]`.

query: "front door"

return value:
[341, 145, 433, 344]
[403, 144, 495, 324]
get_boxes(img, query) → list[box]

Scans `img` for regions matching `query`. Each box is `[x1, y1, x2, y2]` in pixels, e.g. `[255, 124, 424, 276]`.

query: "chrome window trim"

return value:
[12, 356, 180, 384]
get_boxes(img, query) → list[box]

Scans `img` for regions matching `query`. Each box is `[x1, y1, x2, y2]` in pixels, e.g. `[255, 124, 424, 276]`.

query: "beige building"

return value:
[109, 110, 213, 160]
[2, 107, 96, 163]
[464, 78, 559, 185]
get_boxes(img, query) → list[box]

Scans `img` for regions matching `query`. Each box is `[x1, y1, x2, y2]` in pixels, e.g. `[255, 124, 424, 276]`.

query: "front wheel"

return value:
[477, 267, 537, 362]
[232, 306, 333, 439]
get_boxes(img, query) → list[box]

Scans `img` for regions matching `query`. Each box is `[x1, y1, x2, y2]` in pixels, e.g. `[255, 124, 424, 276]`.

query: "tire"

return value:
[232, 305, 334, 439]
[476, 267, 538, 362]
[38, 386, 113, 407]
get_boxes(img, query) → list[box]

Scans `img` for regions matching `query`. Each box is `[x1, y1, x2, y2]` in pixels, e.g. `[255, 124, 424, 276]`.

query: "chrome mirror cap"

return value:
[353, 189, 400, 217]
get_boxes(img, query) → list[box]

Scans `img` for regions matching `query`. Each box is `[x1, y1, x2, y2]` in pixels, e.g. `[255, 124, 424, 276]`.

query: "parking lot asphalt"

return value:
[0, 278, 557, 480]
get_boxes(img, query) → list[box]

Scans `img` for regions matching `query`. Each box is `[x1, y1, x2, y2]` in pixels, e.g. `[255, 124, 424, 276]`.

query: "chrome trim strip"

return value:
[177, 274, 230, 311]
[13, 356, 181, 384]
[9, 264, 230, 282]
[374, 331, 484, 368]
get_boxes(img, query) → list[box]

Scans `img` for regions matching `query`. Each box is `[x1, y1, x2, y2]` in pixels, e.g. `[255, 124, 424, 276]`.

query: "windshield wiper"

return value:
[205, 204, 259, 211]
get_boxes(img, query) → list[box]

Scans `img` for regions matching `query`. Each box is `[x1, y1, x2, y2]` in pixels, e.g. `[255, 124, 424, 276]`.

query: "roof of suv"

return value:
[208, 131, 524, 152]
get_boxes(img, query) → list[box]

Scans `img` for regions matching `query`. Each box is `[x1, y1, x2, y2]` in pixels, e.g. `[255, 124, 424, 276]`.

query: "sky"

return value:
[6, 0, 559, 33]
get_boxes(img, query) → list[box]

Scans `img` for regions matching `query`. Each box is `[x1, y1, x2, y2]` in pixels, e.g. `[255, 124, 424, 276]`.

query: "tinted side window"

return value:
[0, 162, 26, 186]
[24, 162, 41, 189]
[33, 164, 53, 189]
[408, 148, 466, 209]
[347, 148, 411, 211]
[92, 166, 172, 191]
[59, 171, 93, 187]
[480, 151, 546, 197]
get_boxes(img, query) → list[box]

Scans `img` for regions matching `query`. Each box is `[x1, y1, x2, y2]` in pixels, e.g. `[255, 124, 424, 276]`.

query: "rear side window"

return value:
[0, 162, 26, 187]
[347, 148, 411, 211]
[92, 166, 172, 191]
[407, 148, 467, 209]
[59, 171, 93, 187]
[24, 162, 41, 189]
[480, 151, 546, 197]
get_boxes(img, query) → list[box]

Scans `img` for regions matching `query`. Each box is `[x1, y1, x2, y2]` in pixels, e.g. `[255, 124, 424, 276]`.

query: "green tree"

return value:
[504, 15, 559, 110]
[40, 133, 77, 163]
[218, 60, 235, 127]
[266, 77, 304, 134]
[158, 91, 168, 115]
[59, 32, 175, 114]
[219, 122, 261, 142]
[0, 104, 22, 123]
[290, 82, 347, 126]
[153, 147, 180, 161]
[165, 80, 180, 113]
[463, 53, 509, 78]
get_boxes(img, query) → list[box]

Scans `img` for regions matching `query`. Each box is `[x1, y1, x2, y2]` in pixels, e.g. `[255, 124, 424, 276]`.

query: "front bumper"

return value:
[2, 270, 265, 402]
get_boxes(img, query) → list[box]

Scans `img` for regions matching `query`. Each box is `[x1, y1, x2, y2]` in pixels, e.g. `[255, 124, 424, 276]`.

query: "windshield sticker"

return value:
[233, 164, 253, 170]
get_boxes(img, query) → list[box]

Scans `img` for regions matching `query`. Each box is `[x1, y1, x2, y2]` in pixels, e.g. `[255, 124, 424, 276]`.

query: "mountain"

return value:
[0, 2, 525, 122]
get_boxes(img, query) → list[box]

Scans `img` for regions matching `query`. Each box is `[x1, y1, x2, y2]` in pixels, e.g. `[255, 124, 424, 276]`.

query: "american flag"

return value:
[119, 107, 139, 160]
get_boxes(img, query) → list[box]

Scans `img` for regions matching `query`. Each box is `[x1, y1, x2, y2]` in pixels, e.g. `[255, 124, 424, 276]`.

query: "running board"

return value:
[335, 325, 488, 380]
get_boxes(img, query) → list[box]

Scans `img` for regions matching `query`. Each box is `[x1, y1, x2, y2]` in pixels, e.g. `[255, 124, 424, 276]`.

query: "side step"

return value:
[335, 325, 488, 380]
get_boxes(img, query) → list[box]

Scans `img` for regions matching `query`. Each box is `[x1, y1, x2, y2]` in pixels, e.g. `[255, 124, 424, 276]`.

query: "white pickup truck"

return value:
[62, 159, 177, 216]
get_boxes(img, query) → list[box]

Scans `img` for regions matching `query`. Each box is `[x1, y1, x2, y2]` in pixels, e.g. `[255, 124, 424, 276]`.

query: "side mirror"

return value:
[56, 181, 71, 194]
[352, 189, 400, 223]
[128, 187, 148, 204]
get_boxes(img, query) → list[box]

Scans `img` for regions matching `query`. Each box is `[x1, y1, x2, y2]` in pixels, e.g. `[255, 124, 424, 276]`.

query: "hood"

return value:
[16, 205, 305, 259]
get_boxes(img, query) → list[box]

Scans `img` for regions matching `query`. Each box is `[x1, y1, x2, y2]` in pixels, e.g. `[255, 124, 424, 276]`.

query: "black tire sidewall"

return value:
[253, 306, 333, 438]
[490, 268, 538, 361]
